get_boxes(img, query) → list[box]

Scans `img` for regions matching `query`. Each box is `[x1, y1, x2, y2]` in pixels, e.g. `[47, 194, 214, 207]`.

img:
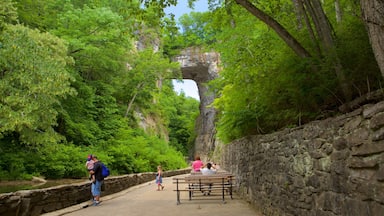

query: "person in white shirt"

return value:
[200, 163, 216, 195]
[201, 162, 217, 175]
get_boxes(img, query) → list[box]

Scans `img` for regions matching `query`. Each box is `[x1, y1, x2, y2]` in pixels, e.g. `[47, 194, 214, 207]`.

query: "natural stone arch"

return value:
[174, 47, 220, 161]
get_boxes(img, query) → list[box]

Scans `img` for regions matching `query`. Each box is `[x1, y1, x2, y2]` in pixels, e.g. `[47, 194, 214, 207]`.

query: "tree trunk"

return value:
[335, 0, 342, 23]
[360, 0, 384, 78]
[303, 0, 351, 102]
[292, 0, 303, 29]
[234, 0, 311, 58]
[296, 0, 322, 56]
[124, 83, 144, 117]
[235, 0, 351, 102]
[303, 0, 333, 51]
[125, 92, 138, 118]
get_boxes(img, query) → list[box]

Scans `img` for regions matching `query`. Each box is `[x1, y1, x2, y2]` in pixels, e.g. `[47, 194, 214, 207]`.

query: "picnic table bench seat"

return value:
[172, 173, 234, 205]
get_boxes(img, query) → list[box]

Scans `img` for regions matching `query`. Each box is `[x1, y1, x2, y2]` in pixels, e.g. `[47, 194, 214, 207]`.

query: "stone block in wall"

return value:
[330, 160, 348, 175]
[370, 203, 384, 215]
[363, 101, 384, 118]
[376, 166, 384, 181]
[342, 199, 372, 216]
[347, 156, 378, 168]
[333, 137, 348, 150]
[307, 138, 325, 152]
[372, 127, 384, 141]
[316, 157, 332, 172]
[330, 173, 349, 193]
[310, 150, 325, 159]
[344, 116, 363, 131]
[353, 181, 384, 203]
[370, 112, 384, 130]
[349, 169, 377, 185]
[330, 149, 350, 161]
[292, 153, 313, 176]
[306, 173, 321, 189]
[345, 127, 370, 147]
[351, 141, 384, 156]
[316, 191, 343, 215]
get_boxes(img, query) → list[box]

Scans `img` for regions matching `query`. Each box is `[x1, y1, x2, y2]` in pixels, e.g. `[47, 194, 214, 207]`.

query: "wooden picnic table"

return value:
[172, 172, 234, 205]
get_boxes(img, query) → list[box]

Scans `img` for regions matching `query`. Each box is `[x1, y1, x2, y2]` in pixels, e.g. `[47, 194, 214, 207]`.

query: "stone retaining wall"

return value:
[219, 101, 384, 216]
[0, 168, 191, 216]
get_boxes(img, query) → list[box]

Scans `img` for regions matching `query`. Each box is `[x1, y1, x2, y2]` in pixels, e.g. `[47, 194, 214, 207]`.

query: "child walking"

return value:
[155, 165, 165, 191]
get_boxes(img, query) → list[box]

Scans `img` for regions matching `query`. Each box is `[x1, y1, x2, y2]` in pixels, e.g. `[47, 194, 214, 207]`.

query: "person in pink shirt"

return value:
[85, 154, 95, 182]
[191, 155, 204, 172]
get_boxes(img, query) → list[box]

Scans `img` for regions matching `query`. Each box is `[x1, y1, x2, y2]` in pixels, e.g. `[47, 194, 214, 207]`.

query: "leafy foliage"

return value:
[0, 24, 75, 145]
[162, 11, 217, 57]
[178, 11, 216, 46]
[0, 0, 195, 181]
[207, 0, 382, 142]
[158, 81, 199, 155]
[52, 4, 132, 82]
[0, 0, 18, 29]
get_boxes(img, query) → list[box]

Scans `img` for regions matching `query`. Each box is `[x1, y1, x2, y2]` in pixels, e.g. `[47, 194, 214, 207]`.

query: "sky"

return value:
[164, 0, 209, 101]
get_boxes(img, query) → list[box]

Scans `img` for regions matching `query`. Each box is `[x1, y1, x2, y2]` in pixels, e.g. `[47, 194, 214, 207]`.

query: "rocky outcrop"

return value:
[218, 101, 384, 216]
[175, 47, 220, 161]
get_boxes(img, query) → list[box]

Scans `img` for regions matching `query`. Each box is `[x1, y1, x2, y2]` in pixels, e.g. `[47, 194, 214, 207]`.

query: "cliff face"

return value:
[175, 47, 221, 161]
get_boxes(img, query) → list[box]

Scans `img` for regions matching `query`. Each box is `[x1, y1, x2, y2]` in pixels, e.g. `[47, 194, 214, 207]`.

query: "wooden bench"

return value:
[173, 173, 234, 205]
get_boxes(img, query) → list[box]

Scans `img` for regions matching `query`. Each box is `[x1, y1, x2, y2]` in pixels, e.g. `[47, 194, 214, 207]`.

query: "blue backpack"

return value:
[101, 163, 110, 178]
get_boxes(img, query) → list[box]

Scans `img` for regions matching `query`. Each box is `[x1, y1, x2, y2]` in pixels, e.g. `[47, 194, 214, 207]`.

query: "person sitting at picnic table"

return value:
[201, 162, 217, 175]
[200, 162, 217, 195]
[191, 155, 204, 172]
[212, 163, 220, 171]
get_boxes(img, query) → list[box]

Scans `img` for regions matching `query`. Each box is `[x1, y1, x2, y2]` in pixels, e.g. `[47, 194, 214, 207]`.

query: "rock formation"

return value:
[175, 47, 220, 161]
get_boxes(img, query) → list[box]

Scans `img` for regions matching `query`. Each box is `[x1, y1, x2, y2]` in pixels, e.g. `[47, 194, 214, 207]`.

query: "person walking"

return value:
[90, 156, 104, 206]
[155, 165, 165, 191]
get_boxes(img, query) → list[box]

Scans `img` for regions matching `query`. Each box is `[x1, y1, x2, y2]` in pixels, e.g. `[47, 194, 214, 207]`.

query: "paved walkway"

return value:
[43, 174, 263, 216]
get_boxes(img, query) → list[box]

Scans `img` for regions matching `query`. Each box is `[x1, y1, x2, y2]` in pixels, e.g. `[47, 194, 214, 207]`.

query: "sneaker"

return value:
[92, 201, 100, 206]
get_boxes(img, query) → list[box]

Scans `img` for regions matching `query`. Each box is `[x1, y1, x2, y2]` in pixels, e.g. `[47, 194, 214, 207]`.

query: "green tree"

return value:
[168, 94, 199, 155]
[116, 48, 180, 117]
[0, 0, 18, 29]
[156, 81, 199, 155]
[0, 0, 196, 181]
[178, 11, 216, 47]
[0, 24, 75, 145]
[206, 0, 381, 142]
[52, 4, 132, 82]
[50, 3, 135, 145]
